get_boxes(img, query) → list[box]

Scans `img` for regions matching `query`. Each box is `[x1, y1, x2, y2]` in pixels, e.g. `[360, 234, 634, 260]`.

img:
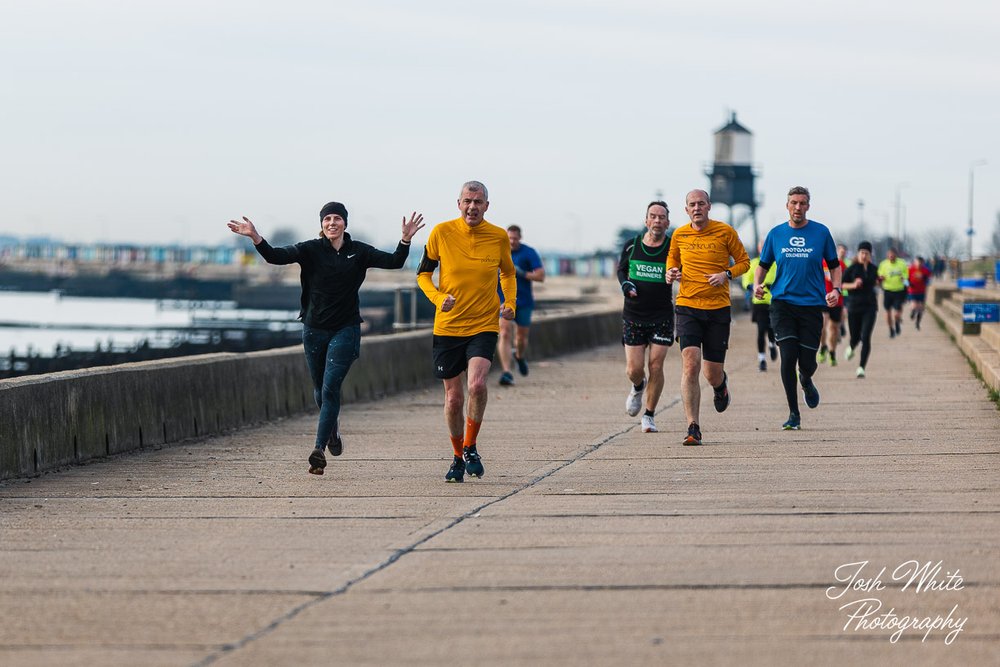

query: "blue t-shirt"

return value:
[499, 243, 543, 308]
[759, 220, 838, 307]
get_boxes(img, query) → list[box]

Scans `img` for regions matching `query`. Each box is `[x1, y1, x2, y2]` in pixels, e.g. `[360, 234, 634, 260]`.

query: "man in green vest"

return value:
[617, 201, 675, 434]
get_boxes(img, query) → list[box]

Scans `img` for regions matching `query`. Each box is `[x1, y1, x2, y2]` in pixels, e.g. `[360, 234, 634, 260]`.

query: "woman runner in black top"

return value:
[228, 202, 424, 474]
[842, 241, 880, 378]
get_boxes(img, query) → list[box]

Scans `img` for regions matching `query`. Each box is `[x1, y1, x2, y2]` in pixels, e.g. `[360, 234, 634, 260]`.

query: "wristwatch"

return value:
[724, 270, 733, 280]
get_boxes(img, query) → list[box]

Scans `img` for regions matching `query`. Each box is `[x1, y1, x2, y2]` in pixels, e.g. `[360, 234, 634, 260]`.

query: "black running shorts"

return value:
[675, 305, 731, 363]
[432, 331, 499, 379]
[769, 300, 824, 351]
[883, 290, 907, 311]
[622, 318, 674, 347]
[826, 305, 843, 323]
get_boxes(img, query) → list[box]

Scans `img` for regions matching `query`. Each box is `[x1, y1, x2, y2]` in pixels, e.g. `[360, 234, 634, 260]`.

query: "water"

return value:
[0, 291, 300, 356]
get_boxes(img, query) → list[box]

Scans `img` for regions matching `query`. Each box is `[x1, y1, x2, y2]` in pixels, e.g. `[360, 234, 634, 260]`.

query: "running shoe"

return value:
[326, 431, 343, 457]
[626, 378, 646, 417]
[759, 359, 767, 372]
[641, 414, 657, 433]
[445, 456, 465, 483]
[895, 320, 902, 335]
[683, 422, 702, 446]
[801, 378, 820, 409]
[769, 342, 778, 361]
[463, 445, 484, 478]
[782, 413, 801, 430]
[713, 373, 731, 413]
[856, 367, 866, 379]
[817, 348, 828, 364]
[889, 328, 896, 339]
[829, 356, 838, 367]
[499, 371, 515, 386]
[845, 346, 855, 360]
[515, 355, 529, 376]
[308, 447, 327, 475]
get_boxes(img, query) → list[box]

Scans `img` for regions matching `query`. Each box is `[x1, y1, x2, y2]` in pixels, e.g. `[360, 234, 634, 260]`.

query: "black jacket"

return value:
[254, 233, 410, 330]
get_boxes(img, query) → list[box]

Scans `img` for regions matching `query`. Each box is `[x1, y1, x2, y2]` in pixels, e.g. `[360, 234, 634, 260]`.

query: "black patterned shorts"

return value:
[622, 318, 675, 347]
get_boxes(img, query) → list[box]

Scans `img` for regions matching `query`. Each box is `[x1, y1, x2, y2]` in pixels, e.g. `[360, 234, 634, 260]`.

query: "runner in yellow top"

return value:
[742, 246, 778, 371]
[877, 247, 908, 339]
[665, 189, 750, 445]
[417, 180, 517, 483]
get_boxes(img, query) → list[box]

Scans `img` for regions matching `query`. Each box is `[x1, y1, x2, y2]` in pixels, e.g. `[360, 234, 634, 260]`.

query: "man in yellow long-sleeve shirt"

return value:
[665, 189, 750, 446]
[417, 181, 517, 483]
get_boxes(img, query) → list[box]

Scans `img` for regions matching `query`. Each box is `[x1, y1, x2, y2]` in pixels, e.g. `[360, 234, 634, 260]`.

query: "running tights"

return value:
[756, 317, 775, 354]
[848, 308, 877, 368]
[778, 339, 817, 415]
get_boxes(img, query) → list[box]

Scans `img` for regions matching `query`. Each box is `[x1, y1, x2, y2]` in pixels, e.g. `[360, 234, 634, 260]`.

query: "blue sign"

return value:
[963, 303, 1000, 323]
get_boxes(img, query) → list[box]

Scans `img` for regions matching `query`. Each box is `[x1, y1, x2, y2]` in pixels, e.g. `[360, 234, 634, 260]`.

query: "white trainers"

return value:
[845, 346, 855, 360]
[625, 379, 646, 417]
[856, 366, 866, 378]
[641, 414, 657, 433]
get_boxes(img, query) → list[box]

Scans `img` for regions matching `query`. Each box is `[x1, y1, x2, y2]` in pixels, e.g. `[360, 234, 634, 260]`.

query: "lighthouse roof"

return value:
[715, 113, 751, 135]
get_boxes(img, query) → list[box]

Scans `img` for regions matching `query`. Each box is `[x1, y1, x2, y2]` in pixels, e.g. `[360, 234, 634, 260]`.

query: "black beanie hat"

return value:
[320, 202, 348, 225]
[858, 241, 873, 253]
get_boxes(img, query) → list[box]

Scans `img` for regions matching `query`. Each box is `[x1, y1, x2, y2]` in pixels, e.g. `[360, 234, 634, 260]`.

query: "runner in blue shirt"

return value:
[497, 225, 545, 386]
[754, 186, 841, 431]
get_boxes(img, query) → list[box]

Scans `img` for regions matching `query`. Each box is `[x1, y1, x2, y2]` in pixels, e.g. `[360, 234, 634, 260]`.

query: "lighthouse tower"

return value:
[705, 112, 760, 249]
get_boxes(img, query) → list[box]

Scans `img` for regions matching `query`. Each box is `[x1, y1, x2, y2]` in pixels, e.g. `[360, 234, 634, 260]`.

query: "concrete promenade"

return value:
[1, 311, 998, 666]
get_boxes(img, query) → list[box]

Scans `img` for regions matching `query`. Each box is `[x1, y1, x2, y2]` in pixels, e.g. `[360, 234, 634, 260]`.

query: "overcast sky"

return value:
[2, 0, 998, 255]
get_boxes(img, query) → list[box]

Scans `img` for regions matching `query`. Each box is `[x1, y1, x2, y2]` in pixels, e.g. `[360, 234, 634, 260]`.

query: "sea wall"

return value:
[0, 306, 620, 480]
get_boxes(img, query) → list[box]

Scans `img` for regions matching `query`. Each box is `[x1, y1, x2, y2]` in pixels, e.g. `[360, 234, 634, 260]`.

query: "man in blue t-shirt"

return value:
[497, 225, 545, 385]
[754, 186, 842, 431]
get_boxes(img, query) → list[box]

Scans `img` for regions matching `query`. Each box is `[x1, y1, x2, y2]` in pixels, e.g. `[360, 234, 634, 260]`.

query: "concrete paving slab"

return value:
[1, 311, 997, 666]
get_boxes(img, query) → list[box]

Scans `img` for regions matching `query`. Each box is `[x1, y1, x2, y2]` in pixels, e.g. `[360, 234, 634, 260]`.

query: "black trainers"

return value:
[759, 359, 767, 372]
[308, 447, 327, 475]
[445, 456, 465, 483]
[769, 342, 778, 361]
[895, 320, 902, 335]
[515, 355, 529, 376]
[683, 422, 702, 446]
[801, 377, 820, 409]
[463, 445, 484, 478]
[326, 431, 343, 456]
[713, 373, 731, 413]
[499, 371, 515, 386]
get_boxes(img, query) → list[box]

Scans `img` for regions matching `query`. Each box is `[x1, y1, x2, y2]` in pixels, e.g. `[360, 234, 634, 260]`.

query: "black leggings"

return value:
[778, 340, 818, 415]
[754, 310, 775, 353]
[848, 307, 877, 368]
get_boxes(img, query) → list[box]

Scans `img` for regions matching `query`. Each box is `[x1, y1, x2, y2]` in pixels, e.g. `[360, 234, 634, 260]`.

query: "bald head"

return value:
[684, 189, 711, 226]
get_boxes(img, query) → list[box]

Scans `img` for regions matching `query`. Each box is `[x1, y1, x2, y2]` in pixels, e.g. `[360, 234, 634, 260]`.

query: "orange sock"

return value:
[463, 417, 482, 450]
[450, 435, 464, 458]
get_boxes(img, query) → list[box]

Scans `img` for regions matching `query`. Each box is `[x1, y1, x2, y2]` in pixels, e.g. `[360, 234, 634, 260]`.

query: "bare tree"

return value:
[990, 211, 1000, 256]
[840, 221, 875, 251]
[922, 228, 959, 259]
[269, 227, 300, 246]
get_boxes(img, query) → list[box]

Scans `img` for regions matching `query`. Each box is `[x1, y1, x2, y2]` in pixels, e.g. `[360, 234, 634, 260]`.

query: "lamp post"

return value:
[967, 160, 987, 261]
[893, 183, 909, 251]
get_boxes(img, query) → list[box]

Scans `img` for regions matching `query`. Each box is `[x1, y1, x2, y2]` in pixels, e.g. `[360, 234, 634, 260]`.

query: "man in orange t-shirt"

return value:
[665, 189, 750, 446]
[417, 180, 518, 483]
